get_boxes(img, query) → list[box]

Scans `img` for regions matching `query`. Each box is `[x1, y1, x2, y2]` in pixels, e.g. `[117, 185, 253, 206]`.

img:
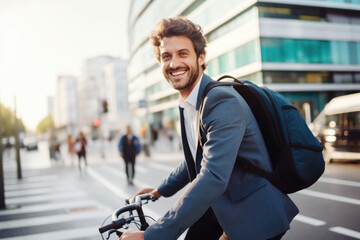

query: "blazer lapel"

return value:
[179, 107, 197, 181]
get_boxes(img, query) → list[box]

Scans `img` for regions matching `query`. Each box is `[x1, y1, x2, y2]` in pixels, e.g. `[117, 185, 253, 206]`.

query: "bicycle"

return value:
[99, 193, 158, 239]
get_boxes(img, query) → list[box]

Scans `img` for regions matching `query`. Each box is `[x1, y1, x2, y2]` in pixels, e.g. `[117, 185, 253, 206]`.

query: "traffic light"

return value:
[93, 119, 100, 127]
[102, 100, 108, 113]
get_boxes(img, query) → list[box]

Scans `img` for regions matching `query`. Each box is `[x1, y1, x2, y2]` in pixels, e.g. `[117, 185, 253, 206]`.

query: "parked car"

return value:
[1, 137, 15, 149]
[23, 136, 38, 151]
[309, 93, 360, 163]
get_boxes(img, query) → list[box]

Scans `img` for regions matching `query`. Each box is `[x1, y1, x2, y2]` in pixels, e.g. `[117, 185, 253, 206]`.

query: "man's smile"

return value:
[170, 71, 186, 76]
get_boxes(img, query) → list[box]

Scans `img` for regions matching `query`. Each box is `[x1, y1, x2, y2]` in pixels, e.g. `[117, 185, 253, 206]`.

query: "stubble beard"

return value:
[165, 62, 200, 91]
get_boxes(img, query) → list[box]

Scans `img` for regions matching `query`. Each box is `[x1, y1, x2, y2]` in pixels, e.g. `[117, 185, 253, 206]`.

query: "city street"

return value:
[1, 139, 359, 240]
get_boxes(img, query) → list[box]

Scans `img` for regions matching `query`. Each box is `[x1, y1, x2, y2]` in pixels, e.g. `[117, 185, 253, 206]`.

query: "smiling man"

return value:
[119, 17, 298, 240]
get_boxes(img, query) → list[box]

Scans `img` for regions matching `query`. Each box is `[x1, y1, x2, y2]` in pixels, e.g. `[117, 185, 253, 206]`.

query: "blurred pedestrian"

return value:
[49, 132, 61, 161]
[118, 125, 141, 185]
[67, 135, 75, 165]
[140, 126, 150, 157]
[151, 125, 158, 146]
[74, 132, 87, 170]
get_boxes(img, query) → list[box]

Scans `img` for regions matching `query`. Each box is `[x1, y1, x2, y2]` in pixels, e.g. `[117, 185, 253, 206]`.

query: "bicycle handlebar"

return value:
[99, 217, 134, 234]
[99, 193, 157, 234]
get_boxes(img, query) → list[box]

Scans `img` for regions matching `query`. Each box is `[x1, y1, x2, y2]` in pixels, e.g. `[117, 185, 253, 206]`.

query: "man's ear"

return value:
[198, 52, 206, 67]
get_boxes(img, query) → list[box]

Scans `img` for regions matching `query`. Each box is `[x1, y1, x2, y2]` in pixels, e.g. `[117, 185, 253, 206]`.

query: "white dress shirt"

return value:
[179, 74, 203, 162]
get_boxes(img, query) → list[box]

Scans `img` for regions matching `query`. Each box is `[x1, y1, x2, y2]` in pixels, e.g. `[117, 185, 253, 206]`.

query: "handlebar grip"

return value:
[125, 193, 158, 204]
[99, 218, 127, 234]
[99, 223, 114, 234]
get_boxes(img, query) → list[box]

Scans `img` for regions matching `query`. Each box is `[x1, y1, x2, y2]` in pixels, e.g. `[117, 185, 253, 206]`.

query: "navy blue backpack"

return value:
[199, 75, 325, 194]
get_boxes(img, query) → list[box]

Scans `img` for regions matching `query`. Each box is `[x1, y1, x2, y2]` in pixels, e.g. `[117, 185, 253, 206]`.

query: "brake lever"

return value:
[106, 229, 123, 239]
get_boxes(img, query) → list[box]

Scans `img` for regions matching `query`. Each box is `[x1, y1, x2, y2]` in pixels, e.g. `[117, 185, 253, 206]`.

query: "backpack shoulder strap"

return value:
[198, 79, 243, 147]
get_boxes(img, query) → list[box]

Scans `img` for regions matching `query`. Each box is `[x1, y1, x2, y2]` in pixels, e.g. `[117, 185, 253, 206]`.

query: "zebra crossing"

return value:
[0, 169, 112, 240]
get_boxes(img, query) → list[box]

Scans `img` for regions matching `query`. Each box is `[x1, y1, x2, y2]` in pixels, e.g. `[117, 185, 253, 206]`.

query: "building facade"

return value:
[77, 56, 130, 139]
[127, 0, 360, 129]
[103, 58, 131, 139]
[53, 75, 78, 138]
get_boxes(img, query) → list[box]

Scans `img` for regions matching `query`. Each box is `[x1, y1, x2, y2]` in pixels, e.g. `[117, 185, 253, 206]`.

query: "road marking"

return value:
[5, 185, 74, 197]
[101, 165, 152, 188]
[5, 175, 59, 185]
[330, 227, 360, 239]
[0, 200, 101, 216]
[148, 162, 174, 172]
[319, 177, 360, 187]
[87, 166, 128, 198]
[87, 167, 160, 219]
[293, 214, 326, 226]
[136, 165, 148, 173]
[0, 210, 108, 229]
[0, 226, 100, 240]
[298, 189, 360, 206]
[6, 191, 87, 205]
[5, 181, 62, 191]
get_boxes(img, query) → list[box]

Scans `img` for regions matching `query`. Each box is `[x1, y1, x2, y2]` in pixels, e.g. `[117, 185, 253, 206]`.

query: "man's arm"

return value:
[118, 136, 124, 153]
[157, 160, 189, 197]
[135, 136, 141, 154]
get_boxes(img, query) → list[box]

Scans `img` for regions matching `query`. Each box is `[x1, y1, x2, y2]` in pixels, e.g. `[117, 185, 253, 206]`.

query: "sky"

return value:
[0, 0, 130, 131]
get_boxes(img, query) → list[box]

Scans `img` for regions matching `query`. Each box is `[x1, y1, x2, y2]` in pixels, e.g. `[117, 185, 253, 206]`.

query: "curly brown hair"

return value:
[150, 17, 207, 70]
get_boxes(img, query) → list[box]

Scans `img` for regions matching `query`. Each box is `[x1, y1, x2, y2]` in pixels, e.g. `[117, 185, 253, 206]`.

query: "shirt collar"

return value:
[179, 73, 204, 108]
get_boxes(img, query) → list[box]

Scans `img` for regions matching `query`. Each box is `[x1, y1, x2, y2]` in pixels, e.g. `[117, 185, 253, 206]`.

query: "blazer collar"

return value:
[195, 73, 214, 110]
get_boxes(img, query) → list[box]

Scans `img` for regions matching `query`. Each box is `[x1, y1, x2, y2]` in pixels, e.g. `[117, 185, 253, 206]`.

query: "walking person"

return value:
[120, 17, 298, 240]
[67, 135, 75, 165]
[74, 132, 87, 170]
[118, 125, 141, 185]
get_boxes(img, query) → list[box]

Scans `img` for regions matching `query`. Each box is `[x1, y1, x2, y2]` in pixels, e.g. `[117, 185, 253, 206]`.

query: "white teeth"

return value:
[172, 71, 185, 76]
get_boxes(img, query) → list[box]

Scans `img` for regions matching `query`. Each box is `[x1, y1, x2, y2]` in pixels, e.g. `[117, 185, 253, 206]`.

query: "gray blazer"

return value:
[144, 74, 299, 240]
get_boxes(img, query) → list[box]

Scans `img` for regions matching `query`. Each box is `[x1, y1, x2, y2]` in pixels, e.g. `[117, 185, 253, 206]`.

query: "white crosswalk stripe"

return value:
[0, 199, 103, 216]
[6, 190, 88, 205]
[1, 171, 111, 239]
[0, 226, 100, 240]
[0, 209, 108, 230]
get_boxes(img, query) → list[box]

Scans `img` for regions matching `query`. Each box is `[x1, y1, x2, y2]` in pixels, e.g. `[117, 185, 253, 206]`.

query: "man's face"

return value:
[159, 36, 205, 98]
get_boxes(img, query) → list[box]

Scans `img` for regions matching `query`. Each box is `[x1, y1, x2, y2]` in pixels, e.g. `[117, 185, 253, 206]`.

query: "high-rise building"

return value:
[127, 0, 360, 128]
[103, 58, 131, 138]
[77, 56, 130, 138]
[53, 75, 77, 136]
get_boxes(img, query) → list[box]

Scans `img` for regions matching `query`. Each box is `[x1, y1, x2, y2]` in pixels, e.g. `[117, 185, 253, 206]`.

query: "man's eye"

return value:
[179, 52, 187, 56]
[162, 55, 170, 60]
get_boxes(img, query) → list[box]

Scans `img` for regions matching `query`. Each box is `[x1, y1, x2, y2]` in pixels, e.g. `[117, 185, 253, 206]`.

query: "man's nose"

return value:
[170, 56, 180, 69]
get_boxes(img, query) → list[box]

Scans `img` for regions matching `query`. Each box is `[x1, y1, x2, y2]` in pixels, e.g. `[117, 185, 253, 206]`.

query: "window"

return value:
[261, 38, 360, 65]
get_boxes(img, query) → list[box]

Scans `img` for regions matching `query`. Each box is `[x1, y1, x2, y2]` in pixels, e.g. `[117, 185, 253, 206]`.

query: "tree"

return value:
[36, 114, 55, 134]
[0, 104, 26, 137]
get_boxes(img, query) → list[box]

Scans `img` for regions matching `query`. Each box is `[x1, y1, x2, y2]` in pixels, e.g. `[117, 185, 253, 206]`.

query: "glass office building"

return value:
[127, 0, 360, 129]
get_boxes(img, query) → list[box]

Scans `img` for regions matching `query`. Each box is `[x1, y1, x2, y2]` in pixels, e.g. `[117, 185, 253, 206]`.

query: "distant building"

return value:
[47, 96, 54, 116]
[77, 56, 130, 138]
[127, 0, 360, 128]
[103, 58, 131, 139]
[53, 75, 77, 138]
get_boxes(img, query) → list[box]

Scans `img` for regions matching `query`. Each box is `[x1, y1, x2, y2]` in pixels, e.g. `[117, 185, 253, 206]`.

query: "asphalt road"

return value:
[1, 140, 359, 239]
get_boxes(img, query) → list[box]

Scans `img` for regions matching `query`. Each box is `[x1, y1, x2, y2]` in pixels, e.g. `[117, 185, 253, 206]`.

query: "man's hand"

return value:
[119, 230, 144, 240]
[136, 188, 162, 199]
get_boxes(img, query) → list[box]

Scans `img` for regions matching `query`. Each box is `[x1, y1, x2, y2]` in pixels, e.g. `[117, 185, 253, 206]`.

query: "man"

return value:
[120, 17, 298, 240]
[118, 125, 141, 185]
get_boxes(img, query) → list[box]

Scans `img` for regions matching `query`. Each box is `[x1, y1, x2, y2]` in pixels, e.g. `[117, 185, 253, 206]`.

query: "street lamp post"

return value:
[0, 100, 5, 209]
[13, 96, 22, 179]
